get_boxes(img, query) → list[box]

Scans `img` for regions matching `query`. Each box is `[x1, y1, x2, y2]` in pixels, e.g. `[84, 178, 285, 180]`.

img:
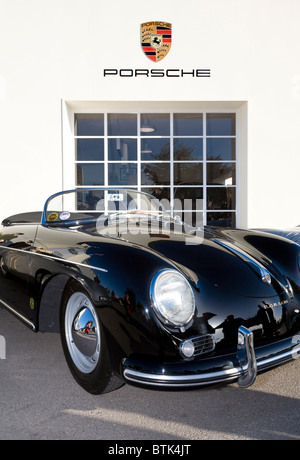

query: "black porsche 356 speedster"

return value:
[0, 188, 299, 394]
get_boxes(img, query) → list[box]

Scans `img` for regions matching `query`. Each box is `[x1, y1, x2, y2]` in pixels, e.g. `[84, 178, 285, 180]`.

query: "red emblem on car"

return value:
[141, 21, 172, 62]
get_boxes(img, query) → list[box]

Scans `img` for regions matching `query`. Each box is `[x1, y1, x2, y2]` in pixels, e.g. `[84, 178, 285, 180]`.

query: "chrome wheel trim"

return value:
[65, 292, 100, 374]
[0, 256, 7, 276]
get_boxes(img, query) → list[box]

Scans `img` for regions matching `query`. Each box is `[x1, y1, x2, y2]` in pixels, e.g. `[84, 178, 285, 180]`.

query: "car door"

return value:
[0, 224, 38, 330]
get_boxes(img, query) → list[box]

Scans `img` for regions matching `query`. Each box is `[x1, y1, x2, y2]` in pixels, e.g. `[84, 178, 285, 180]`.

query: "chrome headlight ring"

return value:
[150, 269, 195, 329]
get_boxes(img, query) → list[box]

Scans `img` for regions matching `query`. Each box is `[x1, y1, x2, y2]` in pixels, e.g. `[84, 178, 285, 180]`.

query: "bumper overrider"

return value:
[122, 326, 300, 389]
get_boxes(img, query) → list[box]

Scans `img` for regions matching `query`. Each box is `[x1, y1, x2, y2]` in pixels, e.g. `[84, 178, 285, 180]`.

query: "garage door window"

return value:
[74, 112, 236, 227]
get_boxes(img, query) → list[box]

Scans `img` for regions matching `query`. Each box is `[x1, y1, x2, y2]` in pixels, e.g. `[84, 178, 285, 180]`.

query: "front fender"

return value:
[87, 245, 185, 375]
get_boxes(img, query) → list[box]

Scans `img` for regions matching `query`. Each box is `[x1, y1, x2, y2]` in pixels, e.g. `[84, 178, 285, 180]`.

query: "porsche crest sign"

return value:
[103, 21, 211, 78]
[141, 21, 172, 62]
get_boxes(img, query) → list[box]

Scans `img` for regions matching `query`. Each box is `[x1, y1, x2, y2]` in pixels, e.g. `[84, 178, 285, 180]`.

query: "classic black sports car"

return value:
[0, 188, 299, 394]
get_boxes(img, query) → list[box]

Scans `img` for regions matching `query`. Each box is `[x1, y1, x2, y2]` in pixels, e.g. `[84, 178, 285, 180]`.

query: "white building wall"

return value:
[0, 0, 299, 227]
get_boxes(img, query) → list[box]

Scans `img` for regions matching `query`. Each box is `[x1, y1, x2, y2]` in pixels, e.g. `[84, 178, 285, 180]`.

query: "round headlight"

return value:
[150, 269, 195, 327]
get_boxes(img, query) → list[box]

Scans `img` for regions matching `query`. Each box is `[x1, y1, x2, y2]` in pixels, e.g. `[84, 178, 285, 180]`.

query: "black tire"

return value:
[60, 280, 124, 394]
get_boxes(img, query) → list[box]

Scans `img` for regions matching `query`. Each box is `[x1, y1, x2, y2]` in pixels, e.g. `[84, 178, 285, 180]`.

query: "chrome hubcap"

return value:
[65, 292, 100, 373]
[0, 257, 6, 275]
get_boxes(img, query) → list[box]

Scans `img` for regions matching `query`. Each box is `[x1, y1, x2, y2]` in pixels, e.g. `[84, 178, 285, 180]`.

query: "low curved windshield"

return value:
[42, 188, 171, 226]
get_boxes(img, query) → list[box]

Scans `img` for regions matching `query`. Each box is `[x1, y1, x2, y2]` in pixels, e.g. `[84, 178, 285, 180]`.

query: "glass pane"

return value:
[75, 114, 104, 136]
[108, 163, 137, 186]
[206, 113, 236, 136]
[207, 212, 236, 228]
[174, 138, 203, 161]
[175, 211, 204, 228]
[77, 190, 105, 211]
[141, 187, 170, 201]
[206, 138, 236, 161]
[174, 163, 203, 185]
[76, 139, 104, 161]
[141, 163, 170, 185]
[140, 113, 170, 136]
[108, 114, 137, 136]
[77, 164, 104, 186]
[207, 163, 236, 186]
[207, 187, 236, 210]
[173, 113, 203, 136]
[108, 138, 137, 161]
[173, 187, 204, 210]
[141, 139, 170, 161]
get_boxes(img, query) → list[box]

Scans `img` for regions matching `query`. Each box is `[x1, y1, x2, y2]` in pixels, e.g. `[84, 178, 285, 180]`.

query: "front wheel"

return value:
[60, 281, 124, 394]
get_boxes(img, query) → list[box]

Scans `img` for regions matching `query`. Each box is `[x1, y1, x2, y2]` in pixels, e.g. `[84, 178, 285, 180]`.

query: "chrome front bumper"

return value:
[123, 326, 300, 389]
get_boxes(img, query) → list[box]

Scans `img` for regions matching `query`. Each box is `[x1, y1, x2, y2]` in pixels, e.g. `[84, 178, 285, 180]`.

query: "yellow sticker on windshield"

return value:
[48, 212, 58, 222]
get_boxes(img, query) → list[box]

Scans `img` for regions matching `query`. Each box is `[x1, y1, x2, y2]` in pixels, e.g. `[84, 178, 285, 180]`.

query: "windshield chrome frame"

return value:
[41, 188, 167, 227]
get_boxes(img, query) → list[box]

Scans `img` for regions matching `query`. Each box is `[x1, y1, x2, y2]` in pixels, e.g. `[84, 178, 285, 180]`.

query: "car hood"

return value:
[149, 238, 284, 298]
[95, 222, 286, 298]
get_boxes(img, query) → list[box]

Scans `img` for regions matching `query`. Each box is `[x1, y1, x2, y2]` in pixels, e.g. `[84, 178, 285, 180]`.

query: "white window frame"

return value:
[62, 102, 245, 227]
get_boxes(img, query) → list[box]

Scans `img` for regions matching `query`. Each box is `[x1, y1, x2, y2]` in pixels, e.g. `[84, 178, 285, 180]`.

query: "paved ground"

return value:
[0, 306, 299, 441]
